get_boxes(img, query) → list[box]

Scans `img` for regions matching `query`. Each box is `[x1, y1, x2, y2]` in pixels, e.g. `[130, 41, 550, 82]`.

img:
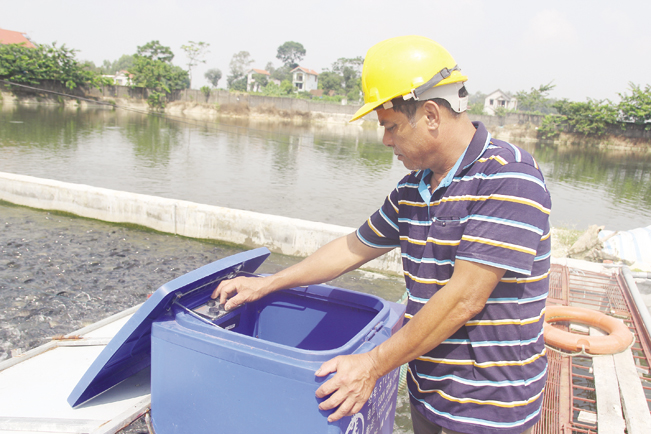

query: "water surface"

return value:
[1, 104, 650, 231]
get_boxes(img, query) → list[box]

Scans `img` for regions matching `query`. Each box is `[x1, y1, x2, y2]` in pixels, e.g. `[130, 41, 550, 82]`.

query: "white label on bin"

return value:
[345, 413, 364, 434]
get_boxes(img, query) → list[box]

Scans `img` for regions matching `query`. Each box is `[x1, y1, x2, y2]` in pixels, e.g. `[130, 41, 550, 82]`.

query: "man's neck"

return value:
[428, 115, 477, 192]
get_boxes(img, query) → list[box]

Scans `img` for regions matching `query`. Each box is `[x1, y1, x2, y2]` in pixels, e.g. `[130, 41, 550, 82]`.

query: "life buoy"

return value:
[543, 305, 634, 355]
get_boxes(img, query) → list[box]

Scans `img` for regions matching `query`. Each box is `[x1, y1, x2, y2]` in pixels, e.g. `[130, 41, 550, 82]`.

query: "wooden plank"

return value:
[590, 327, 626, 433]
[591, 349, 626, 433]
[0, 309, 150, 434]
[0, 341, 57, 373]
[559, 354, 572, 431]
[613, 347, 651, 433]
[92, 396, 151, 434]
[0, 416, 101, 433]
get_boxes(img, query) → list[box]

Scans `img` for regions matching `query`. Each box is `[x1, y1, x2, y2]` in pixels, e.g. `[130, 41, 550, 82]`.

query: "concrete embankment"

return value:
[0, 172, 402, 275]
[1, 80, 544, 129]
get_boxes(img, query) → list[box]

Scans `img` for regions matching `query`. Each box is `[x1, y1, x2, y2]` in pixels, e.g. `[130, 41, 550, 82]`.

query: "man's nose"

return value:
[382, 129, 393, 147]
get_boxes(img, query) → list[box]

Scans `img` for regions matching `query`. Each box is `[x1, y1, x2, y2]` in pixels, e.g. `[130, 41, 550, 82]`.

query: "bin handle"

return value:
[172, 299, 222, 329]
[353, 341, 378, 355]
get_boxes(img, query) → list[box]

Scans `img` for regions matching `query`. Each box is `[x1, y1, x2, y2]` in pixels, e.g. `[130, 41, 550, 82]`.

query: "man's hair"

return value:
[391, 85, 468, 126]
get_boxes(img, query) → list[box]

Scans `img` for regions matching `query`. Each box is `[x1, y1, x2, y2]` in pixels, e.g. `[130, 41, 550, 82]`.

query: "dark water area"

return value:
[1, 104, 651, 231]
[0, 201, 410, 433]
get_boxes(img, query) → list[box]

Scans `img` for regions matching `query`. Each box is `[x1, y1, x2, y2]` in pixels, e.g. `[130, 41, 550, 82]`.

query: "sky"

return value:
[2, 0, 650, 102]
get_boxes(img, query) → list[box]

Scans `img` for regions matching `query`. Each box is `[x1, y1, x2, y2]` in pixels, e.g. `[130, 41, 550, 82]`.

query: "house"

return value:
[102, 70, 133, 86]
[246, 69, 271, 92]
[291, 66, 319, 92]
[0, 28, 36, 48]
[484, 89, 517, 115]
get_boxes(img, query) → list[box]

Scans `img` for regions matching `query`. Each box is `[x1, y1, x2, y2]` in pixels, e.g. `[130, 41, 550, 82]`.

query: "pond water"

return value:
[0, 201, 409, 433]
[1, 103, 651, 432]
[1, 103, 651, 231]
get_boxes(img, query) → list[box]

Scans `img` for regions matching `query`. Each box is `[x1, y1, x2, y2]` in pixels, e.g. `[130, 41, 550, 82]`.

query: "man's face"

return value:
[377, 107, 433, 171]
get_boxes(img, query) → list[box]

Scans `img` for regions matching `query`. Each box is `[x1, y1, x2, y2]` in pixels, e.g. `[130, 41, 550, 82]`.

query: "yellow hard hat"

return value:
[350, 35, 468, 121]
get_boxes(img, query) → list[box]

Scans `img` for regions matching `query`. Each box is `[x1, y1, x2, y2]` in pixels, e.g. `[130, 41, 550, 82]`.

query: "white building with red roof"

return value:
[483, 89, 518, 115]
[0, 28, 36, 48]
[102, 70, 133, 86]
[246, 68, 271, 93]
[291, 66, 319, 92]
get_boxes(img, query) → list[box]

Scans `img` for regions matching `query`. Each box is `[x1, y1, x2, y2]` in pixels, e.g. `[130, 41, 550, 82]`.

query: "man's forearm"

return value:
[213, 232, 392, 307]
[262, 232, 391, 291]
[368, 260, 505, 378]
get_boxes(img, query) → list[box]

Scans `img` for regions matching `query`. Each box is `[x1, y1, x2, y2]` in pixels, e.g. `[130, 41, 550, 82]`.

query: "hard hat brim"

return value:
[350, 101, 383, 122]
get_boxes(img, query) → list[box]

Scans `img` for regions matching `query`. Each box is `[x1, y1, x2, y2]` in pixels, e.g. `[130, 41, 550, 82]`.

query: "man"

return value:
[212, 35, 550, 434]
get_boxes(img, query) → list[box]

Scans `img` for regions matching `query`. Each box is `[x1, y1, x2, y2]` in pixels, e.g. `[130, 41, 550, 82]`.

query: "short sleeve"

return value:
[357, 187, 401, 249]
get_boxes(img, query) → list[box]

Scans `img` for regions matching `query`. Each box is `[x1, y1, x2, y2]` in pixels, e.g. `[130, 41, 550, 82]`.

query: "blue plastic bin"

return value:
[151, 280, 405, 433]
[68, 248, 405, 433]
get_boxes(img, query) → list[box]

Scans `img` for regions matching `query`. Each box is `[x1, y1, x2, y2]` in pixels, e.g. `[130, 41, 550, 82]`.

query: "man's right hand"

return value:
[210, 275, 271, 311]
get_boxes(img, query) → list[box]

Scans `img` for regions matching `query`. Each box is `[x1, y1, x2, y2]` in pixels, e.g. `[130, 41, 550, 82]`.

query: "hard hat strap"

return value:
[410, 81, 469, 113]
[407, 65, 461, 101]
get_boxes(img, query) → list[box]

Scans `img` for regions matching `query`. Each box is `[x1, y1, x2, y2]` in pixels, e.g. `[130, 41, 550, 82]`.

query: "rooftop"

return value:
[0, 28, 36, 48]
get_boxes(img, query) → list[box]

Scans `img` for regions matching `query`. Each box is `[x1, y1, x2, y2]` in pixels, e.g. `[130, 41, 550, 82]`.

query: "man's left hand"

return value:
[315, 352, 381, 422]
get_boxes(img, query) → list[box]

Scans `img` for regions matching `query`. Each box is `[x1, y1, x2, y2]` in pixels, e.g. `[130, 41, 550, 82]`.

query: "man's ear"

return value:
[422, 100, 441, 130]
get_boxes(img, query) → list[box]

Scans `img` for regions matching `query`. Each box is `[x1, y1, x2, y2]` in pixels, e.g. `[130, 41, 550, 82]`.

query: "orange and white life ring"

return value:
[543, 305, 634, 355]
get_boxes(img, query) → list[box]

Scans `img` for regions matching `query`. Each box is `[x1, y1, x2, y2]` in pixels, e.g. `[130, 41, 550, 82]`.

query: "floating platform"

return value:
[537, 258, 651, 434]
[0, 305, 149, 433]
[1, 258, 651, 433]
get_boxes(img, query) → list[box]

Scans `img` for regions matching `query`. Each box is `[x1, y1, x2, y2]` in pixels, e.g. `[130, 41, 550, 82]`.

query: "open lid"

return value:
[67, 247, 270, 407]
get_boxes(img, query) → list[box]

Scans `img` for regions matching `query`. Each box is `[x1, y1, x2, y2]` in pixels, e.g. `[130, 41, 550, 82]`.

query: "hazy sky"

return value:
[3, 0, 650, 102]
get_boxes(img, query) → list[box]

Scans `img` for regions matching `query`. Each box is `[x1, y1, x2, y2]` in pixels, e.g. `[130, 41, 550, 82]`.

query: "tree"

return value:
[0, 42, 110, 90]
[99, 54, 134, 75]
[466, 91, 487, 115]
[618, 83, 651, 125]
[318, 71, 343, 95]
[265, 61, 275, 75]
[136, 40, 174, 62]
[330, 57, 363, 95]
[228, 76, 247, 91]
[130, 56, 189, 90]
[467, 102, 485, 115]
[515, 82, 556, 114]
[227, 51, 254, 90]
[270, 64, 291, 83]
[200, 85, 211, 100]
[180, 41, 210, 88]
[204, 68, 222, 88]
[129, 41, 189, 108]
[252, 73, 268, 90]
[260, 81, 283, 96]
[276, 41, 306, 69]
[468, 91, 487, 105]
[114, 55, 134, 73]
[539, 98, 618, 138]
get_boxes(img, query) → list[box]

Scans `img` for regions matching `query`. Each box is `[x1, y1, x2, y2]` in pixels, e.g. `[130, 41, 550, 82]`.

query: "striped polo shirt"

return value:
[357, 122, 551, 434]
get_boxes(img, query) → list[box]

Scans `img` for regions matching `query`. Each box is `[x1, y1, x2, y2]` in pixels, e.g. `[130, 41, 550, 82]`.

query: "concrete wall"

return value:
[469, 113, 544, 127]
[6, 80, 371, 121]
[2, 80, 555, 127]
[0, 172, 403, 275]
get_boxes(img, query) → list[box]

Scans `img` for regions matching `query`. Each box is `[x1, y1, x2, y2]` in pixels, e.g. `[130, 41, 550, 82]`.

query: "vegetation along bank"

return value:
[1, 39, 650, 148]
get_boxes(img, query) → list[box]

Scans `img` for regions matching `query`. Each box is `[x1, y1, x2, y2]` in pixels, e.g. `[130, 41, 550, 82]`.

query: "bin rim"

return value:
[167, 283, 392, 362]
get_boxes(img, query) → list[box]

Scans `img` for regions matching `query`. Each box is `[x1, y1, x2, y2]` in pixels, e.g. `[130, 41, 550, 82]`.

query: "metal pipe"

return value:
[622, 266, 651, 340]
[630, 271, 651, 280]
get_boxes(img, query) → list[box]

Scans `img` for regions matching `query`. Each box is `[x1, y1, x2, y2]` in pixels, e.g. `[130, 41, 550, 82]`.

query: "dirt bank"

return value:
[165, 100, 347, 124]
[3, 88, 650, 148]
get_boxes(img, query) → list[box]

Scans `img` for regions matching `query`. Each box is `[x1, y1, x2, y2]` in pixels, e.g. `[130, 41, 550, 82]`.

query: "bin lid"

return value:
[67, 247, 270, 407]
